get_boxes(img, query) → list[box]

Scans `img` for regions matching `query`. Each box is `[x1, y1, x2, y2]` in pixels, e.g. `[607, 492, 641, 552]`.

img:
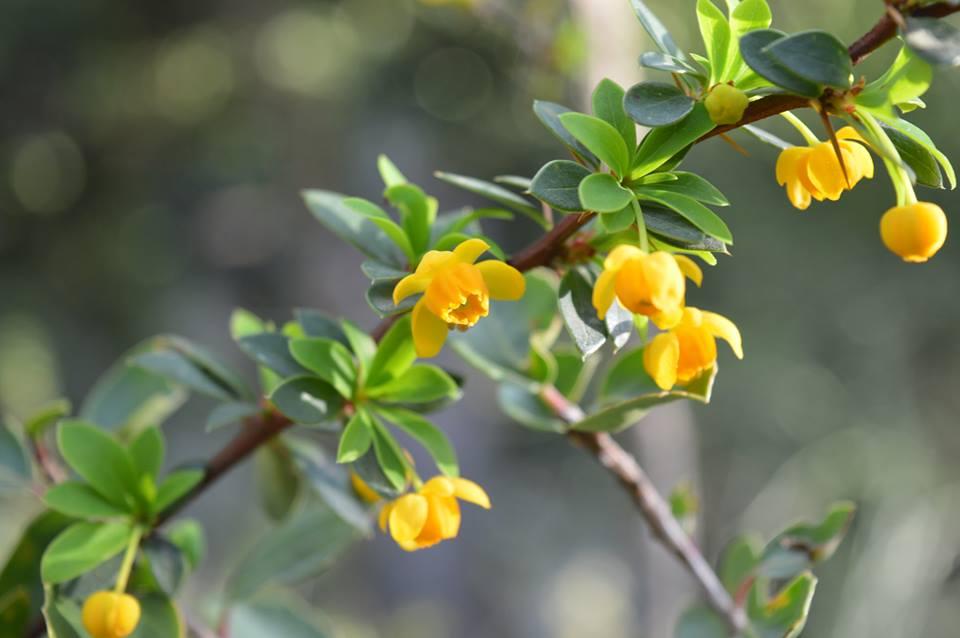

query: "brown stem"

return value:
[540, 386, 746, 633]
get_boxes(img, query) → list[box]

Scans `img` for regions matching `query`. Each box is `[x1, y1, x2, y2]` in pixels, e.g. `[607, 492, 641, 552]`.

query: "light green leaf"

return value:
[647, 172, 729, 205]
[24, 399, 72, 438]
[384, 183, 437, 256]
[634, 188, 732, 243]
[337, 411, 373, 464]
[433, 172, 546, 228]
[532, 101, 600, 167]
[598, 204, 637, 234]
[129, 426, 164, 480]
[367, 364, 460, 404]
[230, 309, 265, 340]
[858, 45, 932, 110]
[41, 521, 132, 584]
[375, 406, 459, 476]
[370, 418, 408, 491]
[748, 572, 817, 638]
[342, 197, 416, 263]
[366, 315, 416, 388]
[339, 319, 377, 374]
[129, 593, 185, 638]
[719, 535, 762, 595]
[579, 173, 635, 213]
[168, 519, 205, 570]
[155, 470, 203, 513]
[559, 113, 631, 177]
[293, 309, 349, 345]
[632, 104, 716, 177]
[592, 78, 636, 149]
[288, 338, 357, 399]
[269, 376, 343, 428]
[377, 154, 407, 188]
[301, 190, 405, 268]
[697, 0, 732, 83]
[44, 482, 132, 519]
[57, 421, 139, 510]
[232, 594, 333, 638]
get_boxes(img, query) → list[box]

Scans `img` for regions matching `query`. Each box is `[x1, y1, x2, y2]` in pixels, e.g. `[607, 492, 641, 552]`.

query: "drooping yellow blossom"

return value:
[82, 591, 141, 638]
[393, 238, 525, 357]
[643, 307, 743, 390]
[775, 127, 874, 210]
[378, 475, 490, 551]
[704, 84, 749, 125]
[350, 471, 382, 504]
[880, 201, 948, 263]
[592, 245, 702, 328]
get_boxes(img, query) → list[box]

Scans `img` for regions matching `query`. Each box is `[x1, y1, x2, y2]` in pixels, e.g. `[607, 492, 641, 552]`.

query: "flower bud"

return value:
[704, 84, 749, 125]
[880, 202, 948, 263]
[82, 591, 141, 638]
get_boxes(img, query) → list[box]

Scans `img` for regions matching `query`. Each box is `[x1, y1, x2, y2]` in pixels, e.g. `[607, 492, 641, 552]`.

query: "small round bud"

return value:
[704, 84, 749, 125]
[82, 591, 141, 638]
[880, 202, 948, 263]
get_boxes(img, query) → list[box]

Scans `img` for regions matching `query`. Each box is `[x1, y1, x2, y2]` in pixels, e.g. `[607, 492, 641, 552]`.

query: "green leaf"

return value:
[578, 173, 635, 213]
[79, 344, 186, 434]
[623, 82, 696, 128]
[632, 104, 716, 177]
[128, 593, 185, 638]
[57, 421, 139, 510]
[432, 207, 514, 241]
[384, 183, 437, 256]
[365, 278, 417, 318]
[0, 588, 30, 638]
[433, 172, 546, 228]
[697, 0, 732, 83]
[301, 190, 405, 268]
[592, 78, 636, 149]
[629, 0, 686, 60]
[0, 420, 30, 487]
[886, 125, 943, 188]
[557, 267, 633, 359]
[758, 501, 855, 579]
[41, 521, 132, 584]
[765, 30, 852, 90]
[294, 309, 349, 345]
[269, 376, 343, 428]
[496, 384, 566, 433]
[44, 482, 132, 519]
[350, 448, 401, 499]
[571, 367, 717, 433]
[532, 101, 600, 167]
[646, 172, 729, 205]
[559, 113, 631, 177]
[370, 418, 408, 491]
[288, 338, 357, 399]
[129, 426, 164, 480]
[230, 309, 266, 340]
[858, 45, 932, 110]
[154, 469, 203, 513]
[375, 406, 458, 476]
[366, 364, 460, 404]
[141, 536, 187, 596]
[339, 319, 376, 374]
[904, 16, 960, 67]
[255, 440, 301, 521]
[643, 206, 729, 251]
[237, 333, 309, 378]
[24, 399, 72, 438]
[205, 401, 260, 432]
[377, 154, 407, 188]
[869, 111, 956, 189]
[719, 535, 761, 595]
[341, 197, 416, 263]
[635, 188, 733, 243]
[290, 441, 373, 534]
[731, 0, 771, 37]
[232, 594, 333, 638]
[639, 51, 704, 76]
[337, 411, 373, 464]
[530, 160, 591, 212]
[167, 519, 205, 570]
[598, 204, 637, 234]
[675, 606, 728, 638]
[0, 511, 72, 627]
[748, 572, 817, 638]
[42, 588, 84, 638]
[739, 29, 822, 98]
[131, 350, 230, 401]
[366, 315, 416, 388]
[599, 348, 661, 402]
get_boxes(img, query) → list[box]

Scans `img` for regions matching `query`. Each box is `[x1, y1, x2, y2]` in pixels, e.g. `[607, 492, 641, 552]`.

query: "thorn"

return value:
[719, 133, 750, 156]
[818, 109, 851, 188]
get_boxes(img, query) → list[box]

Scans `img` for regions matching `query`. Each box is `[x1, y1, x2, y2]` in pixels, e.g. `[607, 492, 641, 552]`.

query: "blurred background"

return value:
[2, 0, 960, 636]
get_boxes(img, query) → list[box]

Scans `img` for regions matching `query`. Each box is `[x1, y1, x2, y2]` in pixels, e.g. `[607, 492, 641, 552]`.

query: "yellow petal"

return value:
[643, 332, 680, 390]
[673, 254, 703, 287]
[836, 126, 866, 144]
[475, 260, 525, 300]
[701, 311, 743, 359]
[411, 297, 449, 358]
[604, 244, 644, 270]
[592, 267, 617, 320]
[775, 147, 808, 186]
[432, 495, 462, 538]
[806, 142, 846, 200]
[451, 477, 491, 509]
[841, 139, 874, 181]
[378, 500, 394, 532]
[388, 494, 429, 543]
[453, 238, 490, 264]
[786, 179, 812, 210]
[351, 471, 381, 504]
[651, 305, 684, 330]
[393, 273, 429, 305]
[420, 476, 456, 497]
[416, 250, 455, 275]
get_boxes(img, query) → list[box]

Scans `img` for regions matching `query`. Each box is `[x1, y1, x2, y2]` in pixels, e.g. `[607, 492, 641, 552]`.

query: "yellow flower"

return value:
[880, 201, 948, 263]
[705, 84, 749, 126]
[775, 127, 874, 210]
[82, 591, 141, 638]
[393, 238, 525, 357]
[592, 245, 702, 328]
[378, 475, 490, 551]
[643, 307, 743, 390]
[350, 471, 382, 504]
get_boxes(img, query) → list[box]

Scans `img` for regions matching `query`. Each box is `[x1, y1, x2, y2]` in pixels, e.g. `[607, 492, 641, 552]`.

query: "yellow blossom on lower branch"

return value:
[378, 476, 490, 551]
[643, 307, 743, 391]
[592, 245, 702, 328]
[393, 238, 525, 357]
[880, 201, 948, 263]
[82, 591, 141, 638]
[775, 127, 874, 210]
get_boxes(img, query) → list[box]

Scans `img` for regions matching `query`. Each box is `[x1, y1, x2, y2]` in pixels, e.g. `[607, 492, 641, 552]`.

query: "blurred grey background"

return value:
[2, 0, 960, 636]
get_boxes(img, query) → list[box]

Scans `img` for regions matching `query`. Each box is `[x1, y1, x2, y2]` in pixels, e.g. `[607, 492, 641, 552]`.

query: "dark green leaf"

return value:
[0, 588, 30, 638]
[592, 78, 636, 149]
[129, 593, 183, 638]
[646, 172, 729, 205]
[0, 420, 30, 487]
[342, 197, 416, 262]
[530, 160, 591, 212]
[558, 267, 613, 359]
[633, 104, 716, 177]
[365, 278, 417, 318]
[433, 172, 545, 227]
[532, 101, 601, 167]
[578, 173, 635, 213]
[255, 440, 301, 521]
[639, 51, 702, 76]
[758, 501, 855, 579]
[886, 122, 944, 188]
[764, 30, 852, 90]
[237, 333, 309, 378]
[0, 511, 71, 627]
[904, 16, 960, 67]
[599, 348, 661, 403]
[293, 309, 349, 345]
[141, 536, 187, 596]
[301, 190, 405, 267]
[290, 441, 372, 534]
[351, 448, 401, 499]
[740, 29, 822, 98]
[629, 0, 686, 60]
[288, 338, 357, 399]
[635, 188, 732, 243]
[205, 401, 260, 432]
[559, 113, 631, 177]
[644, 206, 729, 251]
[624, 82, 696, 128]
[270, 376, 342, 429]
[41, 521, 132, 584]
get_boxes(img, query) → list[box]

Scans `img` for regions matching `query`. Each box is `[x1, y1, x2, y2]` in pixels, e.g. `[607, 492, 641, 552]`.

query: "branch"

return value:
[539, 387, 747, 633]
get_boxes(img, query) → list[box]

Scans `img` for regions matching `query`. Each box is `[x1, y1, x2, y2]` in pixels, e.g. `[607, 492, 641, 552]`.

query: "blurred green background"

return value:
[2, 0, 959, 636]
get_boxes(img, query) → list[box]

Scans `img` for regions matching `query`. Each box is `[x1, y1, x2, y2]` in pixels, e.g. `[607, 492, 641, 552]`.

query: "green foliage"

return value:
[623, 82, 695, 128]
[530, 160, 592, 212]
[579, 173, 635, 212]
[532, 100, 600, 167]
[41, 521, 133, 584]
[231, 594, 333, 638]
[904, 16, 960, 67]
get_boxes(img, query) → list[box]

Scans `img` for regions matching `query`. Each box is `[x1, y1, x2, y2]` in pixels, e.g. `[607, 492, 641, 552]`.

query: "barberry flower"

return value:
[705, 84, 749, 125]
[378, 476, 490, 551]
[643, 307, 742, 390]
[350, 471, 382, 504]
[393, 238, 525, 357]
[775, 127, 874, 210]
[592, 245, 702, 328]
[81, 591, 141, 638]
[880, 201, 948, 262]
